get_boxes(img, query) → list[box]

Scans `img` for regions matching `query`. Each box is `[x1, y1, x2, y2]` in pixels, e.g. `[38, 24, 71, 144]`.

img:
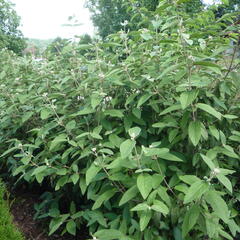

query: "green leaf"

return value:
[40, 108, 52, 120]
[193, 61, 221, 69]
[66, 220, 76, 235]
[137, 174, 153, 199]
[137, 94, 152, 108]
[216, 174, 232, 193]
[184, 180, 209, 204]
[49, 214, 69, 235]
[142, 147, 169, 157]
[92, 189, 116, 210]
[223, 114, 238, 119]
[196, 103, 222, 120]
[31, 166, 47, 176]
[86, 163, 101, 186]
[140, 211, 152, 231]
[188, 121, 202, 146]
[66, 120, 76, 131]
[209, 125, 219, 140]
[90, 132, 103, 140]
[182, 205, 200, 237]
[151, 200, 169, 215]
[71, 107, 95, 116]
[205, 190, 229, 223]
[120, 139, 136, 159]
[119, 186, 138, 206]
[128, 127, 141, 139]
[200, 154, 215, 170]
[94, 229, 124, 240]
[104, 109, 124, 118]
[71, 174, 79, 185]
[179, 175, 200, 185]
[160, 152, 183, 162]
[179, 91, 198, 109]
[160, 104, 181, 116]
[131, 203, 149, 211]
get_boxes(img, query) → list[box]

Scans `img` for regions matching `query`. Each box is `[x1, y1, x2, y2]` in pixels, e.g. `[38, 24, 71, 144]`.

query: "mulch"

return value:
[8, 186, 89, 240]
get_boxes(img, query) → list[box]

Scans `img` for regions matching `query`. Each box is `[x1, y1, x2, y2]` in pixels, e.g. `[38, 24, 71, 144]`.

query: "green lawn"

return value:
[0, 181, 24, 240]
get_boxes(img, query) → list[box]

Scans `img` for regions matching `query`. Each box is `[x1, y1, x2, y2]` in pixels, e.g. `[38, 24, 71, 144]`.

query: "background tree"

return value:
[86, 0, 205, 38]
[86, 0, 161, 38]
[0, 0, 26, 54]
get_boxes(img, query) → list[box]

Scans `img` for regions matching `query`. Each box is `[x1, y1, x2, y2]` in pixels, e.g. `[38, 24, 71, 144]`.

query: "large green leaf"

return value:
[92, 189, 116, 210]
[86, 163, 101, 186]
[119, 186, 138, 206]
[184, 180, 209, 204]
[196, 103, 222, 120]
[94, 229, 124, 240]
[151, 200, 169, 215]
[120, 139, 136, 159]
[137, 174, 153, 199]
[216, 174, 232, 193]
[179, 90, 198, 109]
[205, 190, 229, 223]
[140, 211, 152, 231]
[182, 205, 200, 237]
[188, 121, 202, 146]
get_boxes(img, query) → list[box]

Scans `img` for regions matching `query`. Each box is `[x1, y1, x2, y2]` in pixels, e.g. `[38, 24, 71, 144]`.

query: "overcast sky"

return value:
[11, 0, 215, 40]
[11, 0, 94, 39]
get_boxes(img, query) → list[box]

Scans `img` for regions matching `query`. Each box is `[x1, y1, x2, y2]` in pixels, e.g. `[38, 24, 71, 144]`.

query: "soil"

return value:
[9, 185, 89, 240]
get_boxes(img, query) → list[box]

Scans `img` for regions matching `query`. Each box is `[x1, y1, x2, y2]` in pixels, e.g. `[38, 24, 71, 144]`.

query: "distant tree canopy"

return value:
[86, 0, 205, 38]
[0, 0, 26, 54]
[86, 0, 162, 38]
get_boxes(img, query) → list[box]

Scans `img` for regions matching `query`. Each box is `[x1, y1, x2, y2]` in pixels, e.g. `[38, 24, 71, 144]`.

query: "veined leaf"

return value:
[184, 180, 209, 204]
[160, 104, 181, 116]
[188, 121, 202, 146]
[131, 203, 149, 211]
[137, 174, 153, 199]
[205, 190, 229, 223]
[120, 139, 136, 159]
[179, 90, 198, 109]
[216, 174, 232, 193]
[104, 109, 124, 118]
[200, 154, 215, 170]
[193, 61, 221, 69]
[196, 103, 222, 120]
[119, 186, 138, 206]
[86, 163, 101, 186]
[140, 211, 152, 231]
[71, 108, 95, 116]
[160, 152, 183, 162]
[92, 189, 116, 210]
[151, 200, 169, 215]
[182, 205, 200, 237]
[137, 94, 152, 108]
[179, 175, 200, 185]
[94, 229, 124, 240]
[142, 147, 169, 157]
[66, 220, 76, 235]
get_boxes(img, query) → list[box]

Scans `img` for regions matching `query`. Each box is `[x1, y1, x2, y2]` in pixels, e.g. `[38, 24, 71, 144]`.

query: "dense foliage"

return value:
[0, 0, 26, 54]
[0, 0, 240, 239]
[0, 181, 25, 240]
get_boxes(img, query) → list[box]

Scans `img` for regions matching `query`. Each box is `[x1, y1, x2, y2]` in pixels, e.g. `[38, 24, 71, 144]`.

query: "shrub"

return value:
[0, 1, 240, 239]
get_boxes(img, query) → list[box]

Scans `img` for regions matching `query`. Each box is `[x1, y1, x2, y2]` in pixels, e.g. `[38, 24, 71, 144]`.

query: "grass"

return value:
[0, 181, 25, 240]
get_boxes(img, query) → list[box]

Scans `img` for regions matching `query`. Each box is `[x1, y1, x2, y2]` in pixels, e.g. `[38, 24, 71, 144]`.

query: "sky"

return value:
[11, 0, 95, 39]
[11, 0, 215, 40]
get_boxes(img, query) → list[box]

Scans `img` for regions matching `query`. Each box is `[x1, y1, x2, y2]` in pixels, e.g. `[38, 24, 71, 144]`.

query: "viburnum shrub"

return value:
[1, 0, 240, 239]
